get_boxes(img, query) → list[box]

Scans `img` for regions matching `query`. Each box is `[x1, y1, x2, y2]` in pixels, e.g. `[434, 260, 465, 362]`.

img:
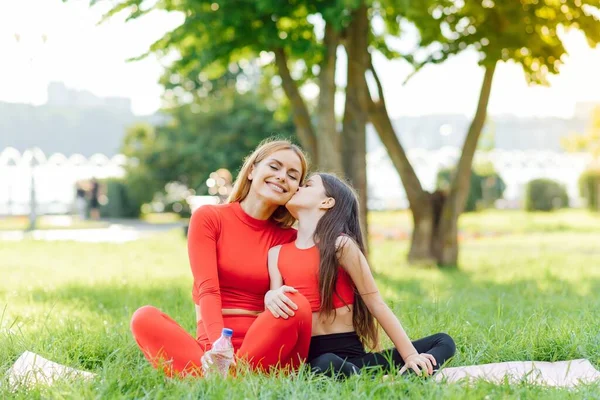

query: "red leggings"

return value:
[130, 293, 312, 376]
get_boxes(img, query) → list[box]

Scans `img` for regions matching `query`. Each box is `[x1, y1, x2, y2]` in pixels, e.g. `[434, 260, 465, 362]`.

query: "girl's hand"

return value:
[264, 286, 298, 319]
[399, 353, 436, 376]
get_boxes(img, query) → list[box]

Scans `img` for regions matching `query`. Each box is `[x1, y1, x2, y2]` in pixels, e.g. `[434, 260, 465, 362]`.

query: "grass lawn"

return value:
[0, 215, 109, 231]
[1, 210, 600, 398]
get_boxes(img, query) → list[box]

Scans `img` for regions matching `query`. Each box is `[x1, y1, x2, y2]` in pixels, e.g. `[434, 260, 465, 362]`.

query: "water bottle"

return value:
[208, 328, 234, 377]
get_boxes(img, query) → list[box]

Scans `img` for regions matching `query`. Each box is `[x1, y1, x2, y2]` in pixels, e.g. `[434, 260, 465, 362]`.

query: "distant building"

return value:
[47, 82, 132, 113]
[0, 82, 151, 156]
[367, 111, 591, 153]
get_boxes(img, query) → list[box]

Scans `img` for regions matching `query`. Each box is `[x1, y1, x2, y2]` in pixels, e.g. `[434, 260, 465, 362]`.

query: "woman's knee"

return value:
[284, 292, 312, 321]
[130, 305, 162, 335]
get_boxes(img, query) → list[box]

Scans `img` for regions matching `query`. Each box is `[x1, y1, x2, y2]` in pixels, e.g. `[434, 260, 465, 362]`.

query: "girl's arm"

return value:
[267, 246, 284, 290]
[265, 246, 298, 318]
[337, 237, 433, 373]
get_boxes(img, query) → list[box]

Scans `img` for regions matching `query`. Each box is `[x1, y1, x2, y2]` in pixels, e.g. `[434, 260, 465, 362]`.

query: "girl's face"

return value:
[286, 174, 332, 214]
[248, 149, 303, 205]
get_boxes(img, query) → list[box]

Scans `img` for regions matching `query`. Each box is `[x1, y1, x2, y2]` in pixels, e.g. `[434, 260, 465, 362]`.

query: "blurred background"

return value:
[1, 0, 599, 265]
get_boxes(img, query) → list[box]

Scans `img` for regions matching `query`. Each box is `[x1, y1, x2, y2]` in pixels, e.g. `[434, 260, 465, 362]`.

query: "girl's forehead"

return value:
[308, 174, 323, 184]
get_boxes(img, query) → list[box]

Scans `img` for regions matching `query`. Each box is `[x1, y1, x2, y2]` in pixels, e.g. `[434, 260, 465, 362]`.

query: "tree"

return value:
[85, 0, 600, 266]
[368, 0, 600, 265]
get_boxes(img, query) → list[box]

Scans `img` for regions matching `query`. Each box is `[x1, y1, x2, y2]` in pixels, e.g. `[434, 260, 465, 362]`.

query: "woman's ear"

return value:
[248, 165, 254, 181]
[320, 197, 335, 210]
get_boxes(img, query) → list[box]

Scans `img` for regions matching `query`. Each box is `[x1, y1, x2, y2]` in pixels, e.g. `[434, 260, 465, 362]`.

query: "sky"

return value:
[1, 0, 600, 118]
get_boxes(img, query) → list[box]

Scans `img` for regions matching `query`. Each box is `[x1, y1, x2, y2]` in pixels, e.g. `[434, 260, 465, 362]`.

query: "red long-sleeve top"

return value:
[187, 202, 297, 343]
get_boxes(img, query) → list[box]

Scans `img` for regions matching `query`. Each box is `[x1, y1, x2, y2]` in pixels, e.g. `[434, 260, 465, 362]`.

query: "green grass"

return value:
[1, 210, 600, 398]
[369, 208, 600, 234]
[141, 212, 183, 224]
[0, 216, 108, 231]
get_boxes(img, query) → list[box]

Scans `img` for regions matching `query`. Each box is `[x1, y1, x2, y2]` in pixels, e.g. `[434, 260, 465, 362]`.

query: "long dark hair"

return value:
[314, 173, 379, 350]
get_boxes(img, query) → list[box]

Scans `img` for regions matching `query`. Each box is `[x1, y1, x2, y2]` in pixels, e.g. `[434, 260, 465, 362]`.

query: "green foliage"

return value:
[120, 122, 164, 198]
[437, 166, 505, 212]
[122, 92, 296, 197]
[525, 179, 569, 212]
[579, 169, 600, 212]
[122, 0, 330, 88]
[415, 1, 600, 84]
[100, 177, 151, 218]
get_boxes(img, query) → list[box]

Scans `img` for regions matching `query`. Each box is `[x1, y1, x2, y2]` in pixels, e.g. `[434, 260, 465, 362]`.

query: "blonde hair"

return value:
[227, 138, 308, 228]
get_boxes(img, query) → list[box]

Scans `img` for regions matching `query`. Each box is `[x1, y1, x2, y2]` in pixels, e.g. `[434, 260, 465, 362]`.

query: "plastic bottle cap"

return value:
[222, 328, 233, 337]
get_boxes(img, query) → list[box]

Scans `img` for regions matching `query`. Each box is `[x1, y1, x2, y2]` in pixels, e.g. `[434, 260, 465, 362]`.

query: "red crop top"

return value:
[277, 242, 355, 312]
[188, 202, 297, 342]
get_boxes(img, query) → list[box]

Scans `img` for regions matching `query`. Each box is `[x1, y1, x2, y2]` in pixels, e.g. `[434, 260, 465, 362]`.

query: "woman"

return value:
[265, 173, 456, 378]
[89, 178, 101, 220]
[130, 139, 313, 376]
[74, 181, 87, 220]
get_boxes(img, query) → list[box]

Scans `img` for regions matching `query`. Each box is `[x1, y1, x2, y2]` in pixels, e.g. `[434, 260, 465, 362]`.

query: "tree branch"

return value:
[273, 47, 318, 160]
[342, 2, 370, 248]
[369, 58, 386, 108]
[316, 22, 342, 172]
[367, 61, 427, 214]
[448, 62, 497, 215]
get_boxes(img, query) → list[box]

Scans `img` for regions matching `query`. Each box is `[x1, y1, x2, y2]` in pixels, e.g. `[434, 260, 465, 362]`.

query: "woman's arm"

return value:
[337, 237, 420, 361]
[188, 206, 224, 344]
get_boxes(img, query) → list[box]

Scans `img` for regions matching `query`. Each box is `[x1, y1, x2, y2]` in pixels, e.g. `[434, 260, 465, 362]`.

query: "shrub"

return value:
[579, 169, 600, 211]
[524, 179, 569, 212]
[100, 177, 151, 218]
[436, 168, 505, 212]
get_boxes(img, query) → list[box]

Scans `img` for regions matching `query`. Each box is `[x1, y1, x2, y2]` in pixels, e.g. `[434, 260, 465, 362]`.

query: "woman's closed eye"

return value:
[271, 164, 298, 181]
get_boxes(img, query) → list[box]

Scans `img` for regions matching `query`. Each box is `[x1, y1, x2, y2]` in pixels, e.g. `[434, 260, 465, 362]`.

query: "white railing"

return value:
[0, 146, 592, 215]
[0, 147, 126, 215]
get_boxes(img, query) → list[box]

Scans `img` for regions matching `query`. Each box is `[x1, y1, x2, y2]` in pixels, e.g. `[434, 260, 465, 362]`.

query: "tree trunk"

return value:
[273, 47, 318, 161]
[409, 198, 435, 264]
[316, 23, 342, 173]
[437, 63, 497, 267]
[408, 190, 448, 264]
[367, 60, 496, 267]
[367, 61, 436, 263]
[366, 62, 429, 203]
[342, 3, 369, 251]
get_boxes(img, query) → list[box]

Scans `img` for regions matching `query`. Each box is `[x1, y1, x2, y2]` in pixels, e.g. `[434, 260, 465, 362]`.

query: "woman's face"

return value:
[286, 174, 328, 213]
[249, 149, 303, 205]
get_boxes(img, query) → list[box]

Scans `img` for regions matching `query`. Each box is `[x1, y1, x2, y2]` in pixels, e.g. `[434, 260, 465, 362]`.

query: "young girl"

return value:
[265, 173, 456, 378]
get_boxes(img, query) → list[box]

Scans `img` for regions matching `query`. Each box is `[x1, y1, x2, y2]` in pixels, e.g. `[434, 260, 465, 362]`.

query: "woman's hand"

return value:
[264, 286, 298, 319]
[399, 353, 436, 376]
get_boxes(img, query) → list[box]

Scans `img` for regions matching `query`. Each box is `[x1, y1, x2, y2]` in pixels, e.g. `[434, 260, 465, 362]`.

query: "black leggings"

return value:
[308, 332, 456, 378]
